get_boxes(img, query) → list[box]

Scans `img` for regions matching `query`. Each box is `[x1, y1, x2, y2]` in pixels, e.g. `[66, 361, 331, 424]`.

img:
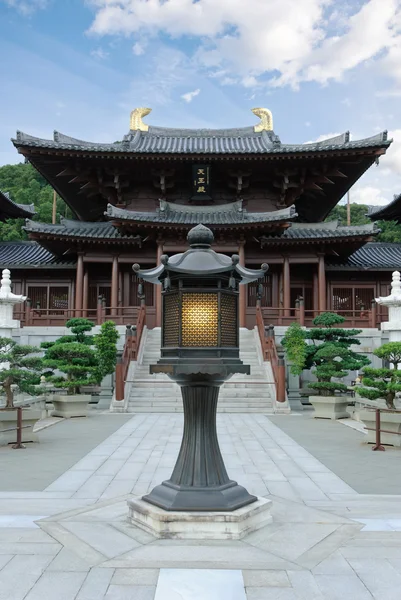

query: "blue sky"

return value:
[1, 0, 401, 206]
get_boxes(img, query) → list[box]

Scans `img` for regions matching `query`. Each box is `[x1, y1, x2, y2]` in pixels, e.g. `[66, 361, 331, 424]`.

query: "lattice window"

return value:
[88, 285, 111, 309]
[163, 293, 179, 347]
[131, 278, 154, 307]
[28, 285, 70, 312]
[332, 286, 375, 315]
[181, 293, 218, 347]
[221, 294, 238, 347]
[247, 275, 272, 307]
[28, 286, 47, 310]
[290, 286, 313, 310]
[49, 287, 69, 313]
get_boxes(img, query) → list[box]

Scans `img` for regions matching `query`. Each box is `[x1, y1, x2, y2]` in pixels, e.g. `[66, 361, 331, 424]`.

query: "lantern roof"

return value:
[133, 224, 268, 285]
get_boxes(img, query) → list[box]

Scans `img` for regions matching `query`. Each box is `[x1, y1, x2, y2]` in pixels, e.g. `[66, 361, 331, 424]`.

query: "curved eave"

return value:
[0, 190, 35, 220]
[367, 194, 401, 222]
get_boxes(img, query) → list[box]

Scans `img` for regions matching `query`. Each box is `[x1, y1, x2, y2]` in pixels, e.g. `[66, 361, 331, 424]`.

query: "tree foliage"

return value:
[0, 163, 71, 241]
[306, 313, 369, 397]
[281, 322, 307, 375]
[325, 203, 401, 243]
[94, 321, 119, 382]
[0, 338, 43, 408]
[41, 318, 98, 395]
[358, 342, 401, 408]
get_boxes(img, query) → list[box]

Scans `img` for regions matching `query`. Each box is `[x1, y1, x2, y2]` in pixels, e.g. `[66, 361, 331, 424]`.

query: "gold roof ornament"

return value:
[252, 108, 273, 132]
[130, 107, 152, 132]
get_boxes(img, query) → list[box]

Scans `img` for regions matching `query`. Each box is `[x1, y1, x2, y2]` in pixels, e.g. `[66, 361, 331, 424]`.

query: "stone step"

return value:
[127, 407, 272, 412]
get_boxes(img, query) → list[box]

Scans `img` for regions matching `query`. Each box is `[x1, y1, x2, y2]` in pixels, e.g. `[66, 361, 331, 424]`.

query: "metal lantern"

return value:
[133, 224, 268, 512]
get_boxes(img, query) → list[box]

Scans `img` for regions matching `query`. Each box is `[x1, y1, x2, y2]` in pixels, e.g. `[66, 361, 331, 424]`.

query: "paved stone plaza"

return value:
[1, 412, 401, 599]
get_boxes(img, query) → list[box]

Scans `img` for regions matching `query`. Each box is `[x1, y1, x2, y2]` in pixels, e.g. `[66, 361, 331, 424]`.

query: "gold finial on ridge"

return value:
[130, 107, 152, 132]
[251, 108, 273, 132]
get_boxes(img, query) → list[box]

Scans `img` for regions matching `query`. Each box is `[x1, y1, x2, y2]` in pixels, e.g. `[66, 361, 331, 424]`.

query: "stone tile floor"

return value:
[1, 413, 401, 598]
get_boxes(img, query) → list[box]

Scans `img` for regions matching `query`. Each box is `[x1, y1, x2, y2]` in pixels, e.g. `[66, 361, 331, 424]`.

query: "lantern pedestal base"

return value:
[127, 496, 272, 540]
[142, 480, 256, 512]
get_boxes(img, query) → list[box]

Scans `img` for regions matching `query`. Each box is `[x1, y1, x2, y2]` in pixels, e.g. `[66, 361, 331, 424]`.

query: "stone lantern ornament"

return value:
[129, 224, 272, 538]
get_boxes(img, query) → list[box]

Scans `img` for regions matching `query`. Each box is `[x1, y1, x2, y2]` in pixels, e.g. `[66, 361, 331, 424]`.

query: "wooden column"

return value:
[75, 253, 84, 317]
[82, 269, 89, 318]
[156, 239, 164, 327]
[318, 254, 326, 312]
[123, 271, 130, 309]
[313, 270, 319, 317]
[238, 240, 246, 328]
[283, 256, 290, 318]
[111, 256, 119, 317]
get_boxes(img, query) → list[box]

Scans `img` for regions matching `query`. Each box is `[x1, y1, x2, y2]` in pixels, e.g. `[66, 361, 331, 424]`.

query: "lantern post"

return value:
[131, 224, 269, 512]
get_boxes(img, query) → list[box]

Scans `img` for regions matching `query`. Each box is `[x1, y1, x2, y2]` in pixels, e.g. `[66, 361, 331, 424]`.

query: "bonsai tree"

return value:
[306, 313, 370, 396]
[41, 318, 98, 395]
[0, 338, 43, 408]
[358, 342, 401, 409]
[94, 320, 119, 383]
[282, 313, 370, 397]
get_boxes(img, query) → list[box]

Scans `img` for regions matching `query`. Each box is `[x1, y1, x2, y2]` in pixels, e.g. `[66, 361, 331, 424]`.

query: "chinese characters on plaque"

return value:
[191, 164, 211, 200]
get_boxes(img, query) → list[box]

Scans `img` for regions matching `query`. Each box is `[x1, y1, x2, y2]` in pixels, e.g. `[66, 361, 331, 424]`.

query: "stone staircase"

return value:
[126, 328, 274, 413]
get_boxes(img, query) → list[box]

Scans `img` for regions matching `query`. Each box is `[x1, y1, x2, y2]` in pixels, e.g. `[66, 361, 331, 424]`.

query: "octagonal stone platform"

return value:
[128, 496, 272, 540]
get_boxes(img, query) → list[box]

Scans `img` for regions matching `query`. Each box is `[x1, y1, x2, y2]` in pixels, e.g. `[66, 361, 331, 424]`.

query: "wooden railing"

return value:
[115, 304, 146, 402]
[18, 298, 141, 327]
[259, 300, 377, 328]
[256, 305, 286, 403]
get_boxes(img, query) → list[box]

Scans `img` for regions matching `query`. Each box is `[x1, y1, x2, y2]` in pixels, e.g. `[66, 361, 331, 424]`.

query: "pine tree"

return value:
[41, 318, 98, 395]
[358, 342, 401, 409]
[305, 313, 370, 397]
[0, 338, 43, 408]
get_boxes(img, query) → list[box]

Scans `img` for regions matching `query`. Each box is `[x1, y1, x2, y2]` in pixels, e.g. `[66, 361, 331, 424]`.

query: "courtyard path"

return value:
[1, 413, 401, 599]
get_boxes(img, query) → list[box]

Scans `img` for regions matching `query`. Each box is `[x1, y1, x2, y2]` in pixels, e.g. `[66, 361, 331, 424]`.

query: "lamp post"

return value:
[132, 224, 268, 512]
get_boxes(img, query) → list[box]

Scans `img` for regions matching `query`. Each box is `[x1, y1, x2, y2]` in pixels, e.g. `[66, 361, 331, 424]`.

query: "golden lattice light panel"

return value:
[181, 293, 218, 347]
[163, 293, 180, 347]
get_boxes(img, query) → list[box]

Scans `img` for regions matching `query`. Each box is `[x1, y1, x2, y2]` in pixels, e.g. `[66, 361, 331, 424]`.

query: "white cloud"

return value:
[3, 0, 48, 15]
[181, 88, 200, 103]
[350, 186, 389, 205]
[86, 0, 401, 90]
[90, 47, 109, 60]
[383, 128, 401, 176]
[304, 132, 341, 144]
[341, 97, 351, 106]
[133, 42, 145, 56]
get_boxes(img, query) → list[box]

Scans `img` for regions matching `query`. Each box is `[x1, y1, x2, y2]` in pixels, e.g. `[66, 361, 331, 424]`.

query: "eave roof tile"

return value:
[106, 201, 297, 225]
[12, 128, 391, 156]
[0, 241, 74, 268]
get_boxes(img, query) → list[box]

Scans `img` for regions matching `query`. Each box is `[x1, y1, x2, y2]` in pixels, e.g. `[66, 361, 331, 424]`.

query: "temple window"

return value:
[247, 275, 272, 307]
[331, 286, 375, 315]
[27, 285, 69, 314]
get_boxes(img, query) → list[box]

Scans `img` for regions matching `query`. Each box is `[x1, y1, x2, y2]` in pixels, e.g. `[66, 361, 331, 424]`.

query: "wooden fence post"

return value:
[115, 351, 124, 401]
[299, 296, 305, 326]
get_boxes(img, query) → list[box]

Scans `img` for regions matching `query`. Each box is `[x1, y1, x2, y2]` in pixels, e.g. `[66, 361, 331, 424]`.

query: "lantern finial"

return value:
[187, 224, 214, 248]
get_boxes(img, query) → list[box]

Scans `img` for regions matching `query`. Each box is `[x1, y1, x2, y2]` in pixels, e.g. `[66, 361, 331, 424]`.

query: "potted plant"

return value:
[283, 313, 370, 419]
[41, 318, 98, 418]
[357, 342, 401, 445]
[0, 337, 43, 443]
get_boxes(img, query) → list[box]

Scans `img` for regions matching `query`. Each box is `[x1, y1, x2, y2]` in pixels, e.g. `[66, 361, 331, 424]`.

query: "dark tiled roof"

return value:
[260, 220, 377, 243]
[367, 194, 401, 221]
[0, 190, 35, 220]
[13, 128, 390, 156]
[106, 201, 296, 225]
[24, 218, 140, 241]
[0, 241, 74, 268]
[327, 242, 401, 270]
